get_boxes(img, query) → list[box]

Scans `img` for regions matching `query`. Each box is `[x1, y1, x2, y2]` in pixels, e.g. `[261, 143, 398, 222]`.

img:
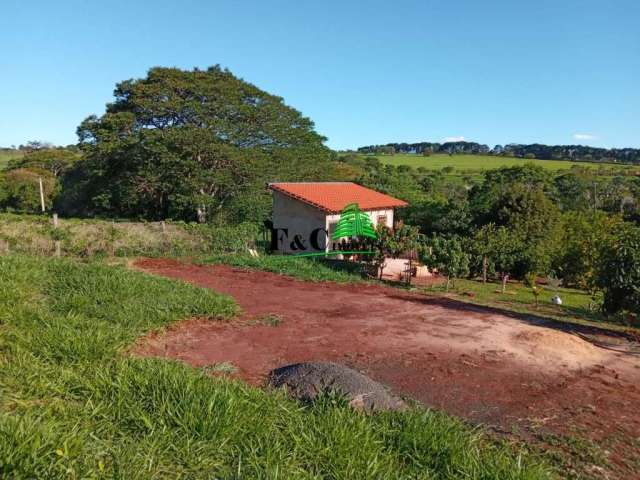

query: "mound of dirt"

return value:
[268, 362, 406, 412]
[511, 328, 603, 368]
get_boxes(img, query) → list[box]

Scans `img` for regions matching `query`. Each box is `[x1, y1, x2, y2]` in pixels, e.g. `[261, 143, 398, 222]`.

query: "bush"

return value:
[181, 222, 261, 253]
[0, 168, 59, 213]
[420, 236, 470, 291]
[597, 224, 640, 315]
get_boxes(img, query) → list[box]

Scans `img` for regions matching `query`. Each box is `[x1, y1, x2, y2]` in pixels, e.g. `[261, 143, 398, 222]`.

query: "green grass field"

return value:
[0, 255, 553, 479]
[0, 150, 23, 170]
[369, 153, 629, 172]
[419, 278, 636, 332]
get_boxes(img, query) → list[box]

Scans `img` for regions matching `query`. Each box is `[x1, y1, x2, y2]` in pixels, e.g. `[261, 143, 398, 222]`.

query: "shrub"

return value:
[181, 222, 261, 253]
[0, 168, 59, 213]
[597, 224, 640, 315]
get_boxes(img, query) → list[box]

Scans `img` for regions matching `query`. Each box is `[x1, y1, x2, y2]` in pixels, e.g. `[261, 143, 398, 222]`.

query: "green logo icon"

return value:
[332, 203, 377, 240]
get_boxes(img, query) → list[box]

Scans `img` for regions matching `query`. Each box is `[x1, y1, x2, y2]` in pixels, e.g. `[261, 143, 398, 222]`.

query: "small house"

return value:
[269, 182, 408, 254]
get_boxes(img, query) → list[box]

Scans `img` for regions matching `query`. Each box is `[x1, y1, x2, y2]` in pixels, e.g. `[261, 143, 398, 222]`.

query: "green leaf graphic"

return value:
[331, 203, 377, 240]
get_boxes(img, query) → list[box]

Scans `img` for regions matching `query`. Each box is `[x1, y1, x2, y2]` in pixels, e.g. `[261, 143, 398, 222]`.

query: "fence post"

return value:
[52, 213, 61, 257]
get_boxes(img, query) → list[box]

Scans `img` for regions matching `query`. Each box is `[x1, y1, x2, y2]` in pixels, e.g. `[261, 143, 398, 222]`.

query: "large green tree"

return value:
[69, 66, 333, 222]
[553, 211, 623, 290]
[469, 164, 555, 225]
[8, 148, 79, 177]
[482, 225, 523, 293]
[473, 181, 562, 278]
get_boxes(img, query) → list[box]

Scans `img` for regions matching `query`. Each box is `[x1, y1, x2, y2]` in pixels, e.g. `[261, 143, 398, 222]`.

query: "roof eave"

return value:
[269, 183, 408, 213]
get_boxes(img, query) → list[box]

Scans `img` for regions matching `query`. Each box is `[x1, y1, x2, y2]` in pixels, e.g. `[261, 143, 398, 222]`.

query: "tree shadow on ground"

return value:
[383, 291, 640, 351]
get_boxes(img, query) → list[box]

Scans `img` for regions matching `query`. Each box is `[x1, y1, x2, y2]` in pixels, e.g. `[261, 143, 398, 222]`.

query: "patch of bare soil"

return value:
[133, 258, 640, 479]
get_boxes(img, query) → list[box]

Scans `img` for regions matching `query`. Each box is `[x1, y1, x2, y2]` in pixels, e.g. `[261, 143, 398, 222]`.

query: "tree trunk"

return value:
[501, 273, 509, 293]
[196, 187, 208, 223]
[446, 276, 451, 292]
[482, 255, 488, 283]
[196, 206, 206, 223]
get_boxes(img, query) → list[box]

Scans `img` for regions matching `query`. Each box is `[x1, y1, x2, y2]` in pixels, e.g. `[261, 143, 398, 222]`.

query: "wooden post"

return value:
[38, 177, 45, 212]
[160, 220, 168, 253]
[52, 213, 61, 257]
[482, 255, 488, 283]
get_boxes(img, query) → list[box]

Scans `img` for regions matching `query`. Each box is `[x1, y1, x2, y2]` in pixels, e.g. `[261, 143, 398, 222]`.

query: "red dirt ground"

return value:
[133, 259, 640, 479]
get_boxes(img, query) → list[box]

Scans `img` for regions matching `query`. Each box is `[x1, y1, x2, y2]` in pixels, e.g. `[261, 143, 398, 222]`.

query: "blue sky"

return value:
[1, 0, 638, 150]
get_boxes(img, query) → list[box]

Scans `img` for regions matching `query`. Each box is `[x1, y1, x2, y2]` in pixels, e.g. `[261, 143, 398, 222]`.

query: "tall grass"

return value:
[0, 213, 258, 258]
[203, 253, 368, 283]
[0, 256, 553, 478]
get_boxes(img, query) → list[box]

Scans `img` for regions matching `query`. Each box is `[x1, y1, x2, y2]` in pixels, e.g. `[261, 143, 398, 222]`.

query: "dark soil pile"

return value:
[268, 361, 406, 412]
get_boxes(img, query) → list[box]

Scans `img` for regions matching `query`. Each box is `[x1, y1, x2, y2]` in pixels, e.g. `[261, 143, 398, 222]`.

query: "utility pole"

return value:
[38, 177, 45, 212]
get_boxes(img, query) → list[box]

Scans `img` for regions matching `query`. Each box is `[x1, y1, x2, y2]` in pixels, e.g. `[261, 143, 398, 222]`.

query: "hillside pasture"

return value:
[0, 150, 23, 170]
[368, 153, 629, 172]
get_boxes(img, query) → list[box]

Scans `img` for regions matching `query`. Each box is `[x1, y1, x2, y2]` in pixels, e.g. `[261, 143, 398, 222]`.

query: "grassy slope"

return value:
[0, 213, 258, 258]
[370, 153, 628, 172]
[0, 150, 23, 170]
[0, 255, 552, 479]
[420, 278, 639, 332]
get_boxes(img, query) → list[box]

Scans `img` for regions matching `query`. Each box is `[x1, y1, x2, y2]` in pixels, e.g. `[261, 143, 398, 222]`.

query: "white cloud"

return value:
[573, 133, 597, 141]
[442, 136, 465, 142]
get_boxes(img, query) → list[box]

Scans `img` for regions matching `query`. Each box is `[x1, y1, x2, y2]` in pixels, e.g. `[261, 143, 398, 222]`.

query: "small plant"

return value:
[252, 313, 283, 327]
[525, 273, 541, 308]
[202, 361, 238, 375]
[545, 274, 561, 292]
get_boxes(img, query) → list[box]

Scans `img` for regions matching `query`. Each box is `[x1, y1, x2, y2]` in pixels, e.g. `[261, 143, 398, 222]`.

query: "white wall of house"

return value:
[272, 191, 327, 253]
[325, 208, 394, 250]
[272, 192, 397, 254]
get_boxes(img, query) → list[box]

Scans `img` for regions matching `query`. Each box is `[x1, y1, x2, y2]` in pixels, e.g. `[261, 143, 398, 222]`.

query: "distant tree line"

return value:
[357, 141, 640, 164]
[358, 142, 490, 156]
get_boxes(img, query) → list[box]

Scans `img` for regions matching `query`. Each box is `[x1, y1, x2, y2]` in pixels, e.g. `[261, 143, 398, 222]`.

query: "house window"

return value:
[377, 215, 388, 226]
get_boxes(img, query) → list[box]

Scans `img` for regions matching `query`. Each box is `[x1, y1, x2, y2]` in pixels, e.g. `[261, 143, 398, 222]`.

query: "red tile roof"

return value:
[269, 182, 408, 213]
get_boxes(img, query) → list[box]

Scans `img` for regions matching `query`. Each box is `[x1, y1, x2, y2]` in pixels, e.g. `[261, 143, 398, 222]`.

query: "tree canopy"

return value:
[69, 66, 334, 222]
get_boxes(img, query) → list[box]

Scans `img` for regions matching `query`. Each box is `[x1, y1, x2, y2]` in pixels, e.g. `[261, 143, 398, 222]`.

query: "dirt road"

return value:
[133, 259, 640, 478]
